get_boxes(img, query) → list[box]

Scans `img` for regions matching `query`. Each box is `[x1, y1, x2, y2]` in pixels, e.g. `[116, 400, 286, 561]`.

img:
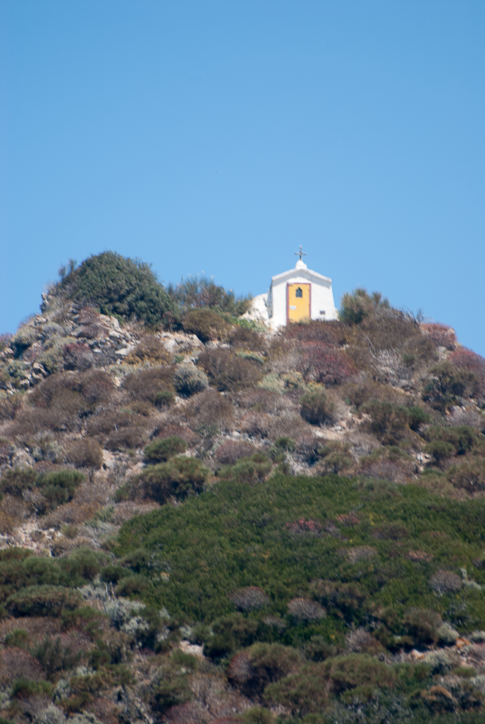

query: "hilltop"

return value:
[0, 252, 485, 724]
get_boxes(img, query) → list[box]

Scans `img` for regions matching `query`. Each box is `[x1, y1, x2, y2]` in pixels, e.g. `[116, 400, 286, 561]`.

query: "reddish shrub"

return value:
[298, 344, 356, 386]
[284, 320, 345, 345]
[449, 348, 485, 395]
[214, 440, 256, 465]
[421, 323, 456, 350]
[105, 425, 148, 451]
[186, 389, 234, 433]
[63, 343, 94, 371]
[228, 586, 270, 611]
[286, 519, 322, 535]
[123, 366, 175, 404]
[125, 335, 171, 365]
[66, 438, 103, 469]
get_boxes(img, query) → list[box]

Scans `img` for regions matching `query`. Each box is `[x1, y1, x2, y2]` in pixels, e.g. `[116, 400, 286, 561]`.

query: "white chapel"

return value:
[244, 247, 338, 329]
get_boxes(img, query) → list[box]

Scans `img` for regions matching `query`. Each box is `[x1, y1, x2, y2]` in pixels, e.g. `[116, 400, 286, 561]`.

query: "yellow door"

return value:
[287, 283, 311, 322]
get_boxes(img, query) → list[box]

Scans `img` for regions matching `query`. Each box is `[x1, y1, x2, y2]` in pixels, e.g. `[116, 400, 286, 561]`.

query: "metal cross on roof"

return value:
[294, 245, 307, 262]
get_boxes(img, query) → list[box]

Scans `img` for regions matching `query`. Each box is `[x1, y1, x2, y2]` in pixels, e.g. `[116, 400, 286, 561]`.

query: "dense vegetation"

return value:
[0, 256, 485, 722]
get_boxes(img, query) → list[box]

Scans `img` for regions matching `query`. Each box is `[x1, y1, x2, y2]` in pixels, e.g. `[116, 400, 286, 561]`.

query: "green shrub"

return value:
[300, 390, 335, 426]
[407, 406, 431, 432]
[132, 456, 209, 503]
[173, 365, 209, 396]
[323, 653, 396, 693]
[424, 441, 456, 466]
[59, 251, 177, 327]
[144, 436, 187, 463]
[168, 275, 251, 316]
[182, 308, 232, 342]
[154, 390, 175, 408]
[219, 454, 273, 485]
[7, 585, 81, 617]
[36, 469, 85, 511]
[4, 628, 29, 648]
[11, 678, 53, 699]
[228, 643, 300, 696]
[426, 425, 477, 455]
[265, 663, 329, 715]
[339, 289, 390, 325]
[205, 613, 261, 659]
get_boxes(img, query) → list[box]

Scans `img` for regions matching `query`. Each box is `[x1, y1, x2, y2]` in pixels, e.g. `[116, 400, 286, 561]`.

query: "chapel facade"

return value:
[244, 248, 338, 329]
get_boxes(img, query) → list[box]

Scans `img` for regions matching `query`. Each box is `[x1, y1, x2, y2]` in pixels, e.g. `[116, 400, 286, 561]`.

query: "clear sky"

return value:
[2, 1, 484, 356]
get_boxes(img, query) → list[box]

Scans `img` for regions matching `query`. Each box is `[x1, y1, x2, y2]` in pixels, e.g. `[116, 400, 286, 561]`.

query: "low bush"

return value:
[228, 643, 300, 696]
[169, 275, 251, 316]
[429, 570, 462, 595]
[130, 456, 209, 504]
[446, 458, 485, 492]
[185, 388, 234, 433]
[123, 365, 175, 404]
[63, 343, 94, 371]
[66, 438, 103, 469]
[423, 361, 478, 411]
[124, 335, 172, 365]
[230, 325, 265, 351]
[322, 653, 396, 693]
[0, 468, 37, 497]
[229, 587, 270, 611]
[144, 436, 187, 463]
[287, 598, 326, 621]
[198, 348, 262, 391]
[297, 345, 356, 387]
[36, 470, 85, 511]
[7, 585, 81, 617]
[339, 289, 390, 325]
[421, 322, 457, 349]
[363, 399, 410, 445]
[182, 309, 232, 342]
[105, 425, 148, 451]
[31, 635, 83, 679]
[283, 320, 345, 345]
[214, 440, 256, 465]
[300, 390, 336, 426]
[403, 608, 442, 644]
[173, 365, 208, 396]
[219, 454, 273, 485]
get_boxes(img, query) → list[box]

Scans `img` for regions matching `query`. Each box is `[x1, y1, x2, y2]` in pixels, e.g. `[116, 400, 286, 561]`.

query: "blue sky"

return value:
[2, 1, 484, 356]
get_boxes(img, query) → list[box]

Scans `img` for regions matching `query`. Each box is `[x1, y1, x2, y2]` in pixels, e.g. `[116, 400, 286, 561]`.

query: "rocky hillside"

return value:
[0, 254, 485, 724]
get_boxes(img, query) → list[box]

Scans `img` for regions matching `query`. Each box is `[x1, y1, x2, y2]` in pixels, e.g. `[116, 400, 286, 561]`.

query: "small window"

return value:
[320, 310, 326, 316]
[295, 287, 303, 298]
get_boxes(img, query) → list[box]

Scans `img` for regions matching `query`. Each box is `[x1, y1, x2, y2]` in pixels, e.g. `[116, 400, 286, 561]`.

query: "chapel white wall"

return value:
[269, 274, 338, 329]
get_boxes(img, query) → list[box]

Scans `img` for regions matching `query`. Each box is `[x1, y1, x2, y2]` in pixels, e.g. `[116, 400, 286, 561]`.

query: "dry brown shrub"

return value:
[78, 307, 101, 324]
[125, 335, 172, 365]
[9, 407, 74, 438]
[429, 570, 462, 594]
[164, 702, 211, 724]
[240, 412, 272, 439]
[214, 440, 257, 465]
[339, 546, 377, 564]
[283, 320, 346, 345]
[358, 450, 416, 484]
[229, 326, 265, 351]
[336, 513, 360, 527]
[0, 649, 46, 690]
[123, 365, 175, 403]
[110, 501, 160, 524]
[182, 308, 232, 342]
[287, 598, 326, 621]
[86, 409, 130, 436]
[359, 314, 422, 354]
[185, 389, 234, 433]
[0, 393, 23, 421]
[43, 500, 102, 530]
[105, 425, 149, 451]
[65, 438, 103, 469]
[268, 413, 309, 442]
[197, 348, 262, 392]
[78, 370, 114, 404]
[343, 380, 405, 410]
[402, 334, 437, 367]
[229, 586, 270, 611]
[63, 342, 94, 371]
[345, 629, 383, 654]
[236, 388, 287, 414]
